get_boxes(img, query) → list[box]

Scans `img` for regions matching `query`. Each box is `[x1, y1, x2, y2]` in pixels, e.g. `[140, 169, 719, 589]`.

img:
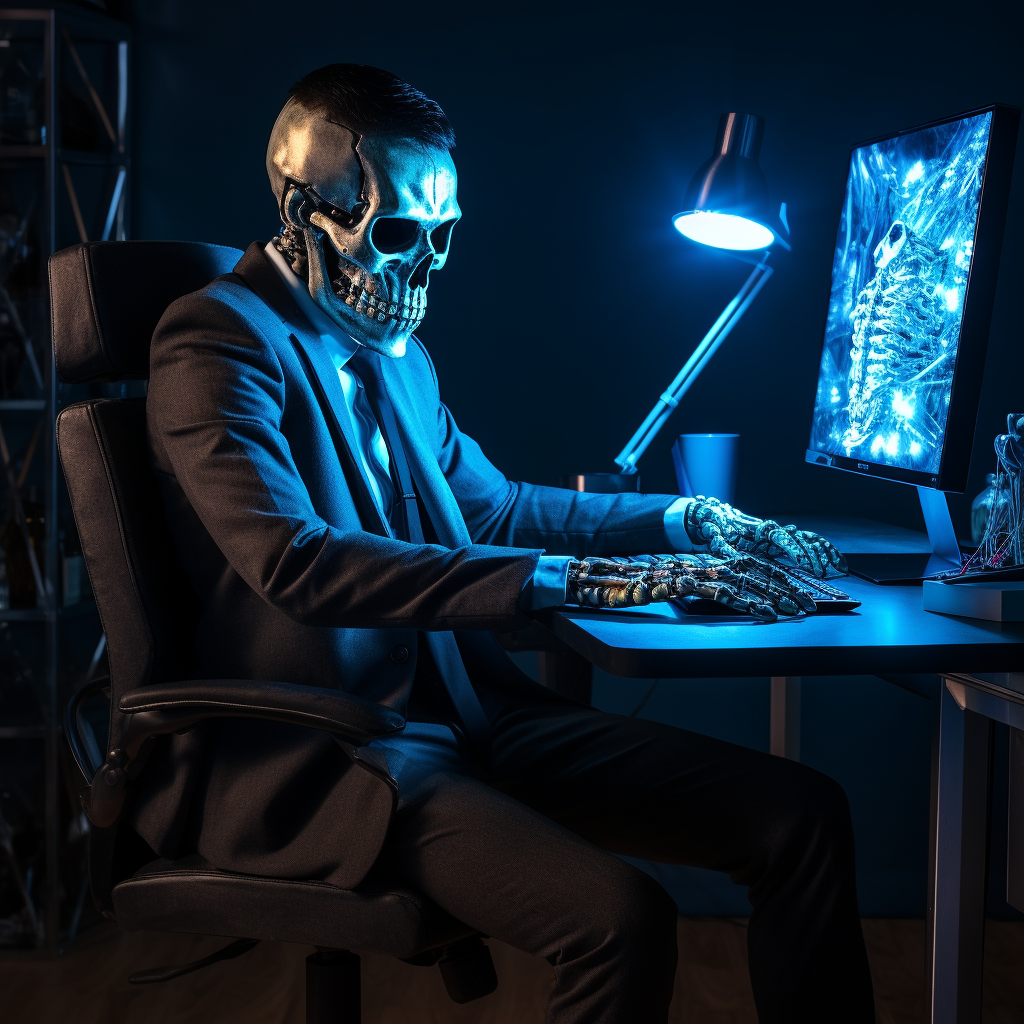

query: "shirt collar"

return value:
[264, 240, 360, 368]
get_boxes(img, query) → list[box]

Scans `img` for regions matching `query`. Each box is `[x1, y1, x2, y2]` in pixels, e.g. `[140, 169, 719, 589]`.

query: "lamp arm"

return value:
[614, 255, 773, 474]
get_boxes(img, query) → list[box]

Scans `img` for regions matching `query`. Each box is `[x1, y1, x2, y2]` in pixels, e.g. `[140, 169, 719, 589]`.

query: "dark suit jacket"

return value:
[135, 242, 677, 886]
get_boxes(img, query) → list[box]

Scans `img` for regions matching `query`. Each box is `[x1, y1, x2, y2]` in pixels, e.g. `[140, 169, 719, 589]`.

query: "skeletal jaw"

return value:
[330, 255, 426, 334]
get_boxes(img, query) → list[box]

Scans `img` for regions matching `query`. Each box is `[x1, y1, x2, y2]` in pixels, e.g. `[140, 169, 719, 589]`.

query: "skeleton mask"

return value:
[267, 97, 460, 357]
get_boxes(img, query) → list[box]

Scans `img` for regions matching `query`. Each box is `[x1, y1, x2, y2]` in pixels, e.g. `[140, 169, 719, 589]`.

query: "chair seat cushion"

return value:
[112, 855, 473, 957]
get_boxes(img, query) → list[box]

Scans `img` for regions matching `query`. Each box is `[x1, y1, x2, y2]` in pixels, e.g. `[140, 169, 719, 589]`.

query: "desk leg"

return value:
[1008, 727, 1024, 913]
[769, 677, 800, 761]
[930, 681, 992, 1024]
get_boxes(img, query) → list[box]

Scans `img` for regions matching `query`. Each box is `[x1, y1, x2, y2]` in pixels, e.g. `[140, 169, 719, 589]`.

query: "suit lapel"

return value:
[232, 244, 472, 550]
[232, 244, 391, 538]
[379, 354, 472, 549]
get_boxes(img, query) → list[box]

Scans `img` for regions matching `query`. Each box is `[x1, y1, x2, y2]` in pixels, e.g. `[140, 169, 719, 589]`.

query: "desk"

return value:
[544, 572, 1023, 763]
[545, 574, 1024, 680]
[541, 573, 1024, 1024]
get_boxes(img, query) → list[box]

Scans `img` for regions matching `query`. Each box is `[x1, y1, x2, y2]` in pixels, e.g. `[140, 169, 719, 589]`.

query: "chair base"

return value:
[115, 856, 499, 1020]
[307, 950, 361, 1024]
[438, 938, 499, 1003]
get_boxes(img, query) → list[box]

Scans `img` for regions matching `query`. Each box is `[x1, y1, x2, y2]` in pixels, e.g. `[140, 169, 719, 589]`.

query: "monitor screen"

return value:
[807, 109, 996, 484]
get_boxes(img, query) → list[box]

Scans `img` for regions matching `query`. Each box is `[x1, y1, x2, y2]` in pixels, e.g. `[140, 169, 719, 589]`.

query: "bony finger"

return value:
[704, 582, 777, 622]
[766, 527, 808, 564]
[738, 575, 812, 617]
[795, 545, 826, 579]
[603, 581, 652, 607]
[800, 534, 832, 577]
[734, 596, 778, 622]
[775, 591, 815, 617]
[793, 531, 843, 578]
[820, 541, 848, 573]
[757, 561, 799, 588]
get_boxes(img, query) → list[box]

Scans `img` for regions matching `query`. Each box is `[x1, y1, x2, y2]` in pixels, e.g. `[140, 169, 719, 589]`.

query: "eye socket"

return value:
[371, 218, 421, 254]
[430, 219, 456, 255]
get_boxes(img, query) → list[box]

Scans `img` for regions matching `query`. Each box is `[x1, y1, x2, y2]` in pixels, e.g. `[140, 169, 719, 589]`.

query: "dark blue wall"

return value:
[119, 0, 1024, 916]
[121, 0, 1024, 534]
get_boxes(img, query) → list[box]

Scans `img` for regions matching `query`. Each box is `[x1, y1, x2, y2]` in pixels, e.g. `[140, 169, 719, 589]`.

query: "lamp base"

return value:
[559, 473, 641, 494]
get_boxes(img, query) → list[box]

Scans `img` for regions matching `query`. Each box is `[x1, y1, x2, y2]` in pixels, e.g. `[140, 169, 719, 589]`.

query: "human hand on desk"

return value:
[565, 554, 817, 622]
[683, 496, 847, 579]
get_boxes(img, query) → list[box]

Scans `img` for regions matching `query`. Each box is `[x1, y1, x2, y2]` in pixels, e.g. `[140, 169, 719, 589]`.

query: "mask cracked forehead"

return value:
[358, 135, 459, 225]
[268, 97, 459, 226]
[266, 97, 363, 212]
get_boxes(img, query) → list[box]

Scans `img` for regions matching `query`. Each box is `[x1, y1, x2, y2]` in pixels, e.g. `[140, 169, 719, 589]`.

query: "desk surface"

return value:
[767, 514, 934, 554]
[547, 574, 1024, 679]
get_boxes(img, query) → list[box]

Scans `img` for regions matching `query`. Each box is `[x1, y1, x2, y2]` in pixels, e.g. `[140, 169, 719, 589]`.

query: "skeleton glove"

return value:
[565, 554, 817, 622]
[683, 496, 847, 579]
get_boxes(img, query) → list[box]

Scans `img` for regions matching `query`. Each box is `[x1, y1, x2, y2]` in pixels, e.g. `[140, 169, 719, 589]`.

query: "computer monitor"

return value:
[805, 104, 1019, 581]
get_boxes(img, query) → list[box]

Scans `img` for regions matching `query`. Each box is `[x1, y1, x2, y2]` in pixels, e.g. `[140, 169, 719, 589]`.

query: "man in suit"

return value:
[142, 64, 875, 1023]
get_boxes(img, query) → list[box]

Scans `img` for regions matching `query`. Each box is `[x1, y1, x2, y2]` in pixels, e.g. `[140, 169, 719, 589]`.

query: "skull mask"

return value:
[267, 97, 460, 357]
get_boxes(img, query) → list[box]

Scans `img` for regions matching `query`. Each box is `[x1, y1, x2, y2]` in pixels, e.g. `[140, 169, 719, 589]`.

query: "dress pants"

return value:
[372, 682, 876, 1024]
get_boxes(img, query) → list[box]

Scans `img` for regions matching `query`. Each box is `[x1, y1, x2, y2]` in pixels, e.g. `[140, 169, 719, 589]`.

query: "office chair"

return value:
[52, 240, 498, 1023]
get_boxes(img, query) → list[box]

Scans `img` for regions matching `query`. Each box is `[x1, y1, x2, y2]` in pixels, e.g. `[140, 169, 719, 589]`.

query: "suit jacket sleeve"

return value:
[414, 342, 677, 558]
[147, 291, 540, 631]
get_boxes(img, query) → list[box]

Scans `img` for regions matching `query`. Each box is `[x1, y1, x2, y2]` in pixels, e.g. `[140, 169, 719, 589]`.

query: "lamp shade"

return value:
[673, 112, 775, 250]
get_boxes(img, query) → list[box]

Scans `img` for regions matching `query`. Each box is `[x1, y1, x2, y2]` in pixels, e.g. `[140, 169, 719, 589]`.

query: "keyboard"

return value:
[777, 563, 860, 613]
[675, 561, 860, 616]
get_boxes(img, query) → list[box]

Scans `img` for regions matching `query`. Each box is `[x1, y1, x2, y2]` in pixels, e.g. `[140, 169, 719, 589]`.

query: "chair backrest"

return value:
[51, 241, 243, 710]
[50, 240, 243, 382]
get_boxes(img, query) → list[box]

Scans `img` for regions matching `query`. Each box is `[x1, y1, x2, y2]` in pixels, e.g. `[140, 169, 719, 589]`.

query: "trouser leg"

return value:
[377, 772, 679, 1024]
[487, 701, 875, 1024]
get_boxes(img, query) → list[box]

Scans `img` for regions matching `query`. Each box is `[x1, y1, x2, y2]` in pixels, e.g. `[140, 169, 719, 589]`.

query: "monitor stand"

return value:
[844, 487, 962, 585]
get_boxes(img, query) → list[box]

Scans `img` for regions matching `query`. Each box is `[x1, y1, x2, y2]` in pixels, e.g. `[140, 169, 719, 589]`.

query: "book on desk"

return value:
[923, 579, 1024, 622]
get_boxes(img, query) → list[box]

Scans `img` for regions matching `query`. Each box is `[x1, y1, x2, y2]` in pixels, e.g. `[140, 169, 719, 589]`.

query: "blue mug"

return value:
[672, 433, 740, 505]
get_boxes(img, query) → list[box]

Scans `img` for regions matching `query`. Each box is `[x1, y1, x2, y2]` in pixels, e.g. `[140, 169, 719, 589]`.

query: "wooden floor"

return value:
[2, 918, 1022, 1023]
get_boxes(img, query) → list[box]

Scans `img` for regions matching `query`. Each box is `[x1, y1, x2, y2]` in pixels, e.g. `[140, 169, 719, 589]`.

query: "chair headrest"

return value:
[50, 241, 244, 383]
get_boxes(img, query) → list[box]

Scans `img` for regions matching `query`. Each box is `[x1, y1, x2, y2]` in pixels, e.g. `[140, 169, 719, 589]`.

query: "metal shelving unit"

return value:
[0, 6, 129, 952]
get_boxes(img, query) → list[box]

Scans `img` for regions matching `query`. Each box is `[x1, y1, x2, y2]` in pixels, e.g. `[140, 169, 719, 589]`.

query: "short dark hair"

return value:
[289, 64, 455, 149]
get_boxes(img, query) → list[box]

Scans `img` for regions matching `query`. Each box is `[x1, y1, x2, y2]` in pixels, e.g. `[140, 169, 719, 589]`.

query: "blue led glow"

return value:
[808, 111, 993, 475]
[673, 211, 774, 250]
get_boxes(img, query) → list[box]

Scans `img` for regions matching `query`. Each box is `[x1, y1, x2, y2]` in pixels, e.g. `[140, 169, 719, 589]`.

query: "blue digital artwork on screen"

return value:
[808, 111, 992, 475]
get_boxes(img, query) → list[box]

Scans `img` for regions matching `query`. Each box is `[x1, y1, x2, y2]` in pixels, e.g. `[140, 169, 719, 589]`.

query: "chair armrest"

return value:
[82, 679, 403, 829]
[118, 679, 404, 754]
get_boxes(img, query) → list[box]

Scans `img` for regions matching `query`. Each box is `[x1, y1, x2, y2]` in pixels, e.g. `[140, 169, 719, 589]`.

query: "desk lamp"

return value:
[613, 112, 786, 480]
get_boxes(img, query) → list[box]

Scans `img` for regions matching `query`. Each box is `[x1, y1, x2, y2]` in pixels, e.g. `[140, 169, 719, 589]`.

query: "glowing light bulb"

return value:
[672, 212, 775, 251]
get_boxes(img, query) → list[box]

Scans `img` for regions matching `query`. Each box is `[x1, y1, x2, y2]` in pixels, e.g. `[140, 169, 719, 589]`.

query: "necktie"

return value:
[348, 348, 492, 762]
[346, 369, 395, 518]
